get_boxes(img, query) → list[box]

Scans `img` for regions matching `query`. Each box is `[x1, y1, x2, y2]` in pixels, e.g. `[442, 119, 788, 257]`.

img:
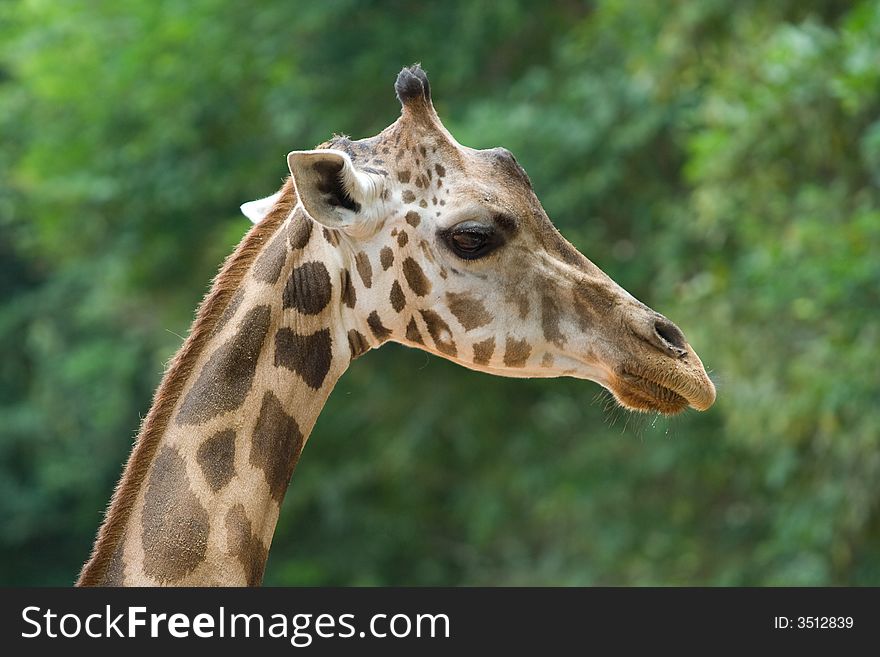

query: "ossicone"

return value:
[395, 64, 431, 107]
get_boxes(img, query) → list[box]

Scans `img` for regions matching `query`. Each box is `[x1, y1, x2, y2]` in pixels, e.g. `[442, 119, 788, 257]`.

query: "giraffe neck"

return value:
[78, 185, 376, 585]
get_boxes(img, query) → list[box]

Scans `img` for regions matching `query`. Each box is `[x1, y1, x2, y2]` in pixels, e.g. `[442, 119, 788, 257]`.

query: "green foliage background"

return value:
[1, 0, 878, 585]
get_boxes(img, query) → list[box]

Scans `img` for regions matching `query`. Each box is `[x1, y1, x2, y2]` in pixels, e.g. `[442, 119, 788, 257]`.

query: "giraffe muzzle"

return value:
[606, 307, 716, 415]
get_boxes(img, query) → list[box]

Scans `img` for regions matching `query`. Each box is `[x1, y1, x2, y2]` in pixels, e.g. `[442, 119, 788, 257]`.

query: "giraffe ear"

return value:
[240, 191, 282, 224]
[287, 149, 384, 230]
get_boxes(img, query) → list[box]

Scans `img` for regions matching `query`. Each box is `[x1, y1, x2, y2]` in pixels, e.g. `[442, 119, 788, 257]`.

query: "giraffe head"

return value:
[246, 65, 715, 414]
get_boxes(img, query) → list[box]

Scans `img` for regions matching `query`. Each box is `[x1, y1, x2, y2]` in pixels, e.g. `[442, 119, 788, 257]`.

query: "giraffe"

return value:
[77, 65, 715, 586]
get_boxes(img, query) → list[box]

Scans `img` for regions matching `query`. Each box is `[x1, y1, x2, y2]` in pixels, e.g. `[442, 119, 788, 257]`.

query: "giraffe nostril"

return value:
[654, 318, 687, 355]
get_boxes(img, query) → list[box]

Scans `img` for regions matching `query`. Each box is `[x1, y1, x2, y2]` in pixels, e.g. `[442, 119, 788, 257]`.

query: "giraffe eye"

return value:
[443, 221, 499, 260]
[451, 231, 486, 252]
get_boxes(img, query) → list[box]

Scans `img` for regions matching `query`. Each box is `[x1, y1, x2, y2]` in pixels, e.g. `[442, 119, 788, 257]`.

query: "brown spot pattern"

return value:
[341, 269, 357, 309]
[541, 294, 565, 347]
[516, 293, 530, 319]
[253, 229, 288, 284]
[405, 317, 423, 344]
[250, 391, 303, 503]
[141, 446, 209, 583]
[102, 532, 126, 586]
[282, 261, 332, 315]
[503, 336, 532, 367]
[473, 338, 496, 365]
[367, 311, 392, 341]
[397, 231, 409, 247]
[571, 282, 617, 327]
[390, 280, 406, 312]
[405, 211, 421, 227]
[380, 246, 394, 270]
[322, 227, 341, 246]
[288, 214, 313, 250]
[418, 239, 435, 263]
[402, 190, 416, 203]
[347, 329, 370, 360]
[225, 504, 268, 587]
[176, 305, 271, 425]
[398, 170, 411, 183]
[403, 257, 431, 296]
[447, 292, 491, 331]
[197, 429, 236, 492]
[420, 309, 457, 356]
[355, 251, 373, 288]
[275, 328, 333, 390]
[504, 288, 531, 319]
[210, 288, 244, 338]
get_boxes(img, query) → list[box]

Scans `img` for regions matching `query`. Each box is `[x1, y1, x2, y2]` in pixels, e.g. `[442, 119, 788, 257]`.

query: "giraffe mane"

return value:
[76, 178, 298, 585]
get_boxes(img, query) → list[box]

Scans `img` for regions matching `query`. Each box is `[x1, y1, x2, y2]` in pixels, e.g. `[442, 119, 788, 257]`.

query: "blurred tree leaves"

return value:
[1, 0, 878, 585]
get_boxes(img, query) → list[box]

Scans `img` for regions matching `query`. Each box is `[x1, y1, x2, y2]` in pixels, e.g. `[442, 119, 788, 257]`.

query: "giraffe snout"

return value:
[607, 304, 716, 413]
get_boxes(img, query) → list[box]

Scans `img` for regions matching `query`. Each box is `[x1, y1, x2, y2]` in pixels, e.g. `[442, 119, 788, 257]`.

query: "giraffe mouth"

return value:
[611, 370, 690, 415]
[609, 361, 717, 415]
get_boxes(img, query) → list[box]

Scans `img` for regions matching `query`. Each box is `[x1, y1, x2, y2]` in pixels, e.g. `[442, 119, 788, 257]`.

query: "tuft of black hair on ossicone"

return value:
[395, 64, 431, 105]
